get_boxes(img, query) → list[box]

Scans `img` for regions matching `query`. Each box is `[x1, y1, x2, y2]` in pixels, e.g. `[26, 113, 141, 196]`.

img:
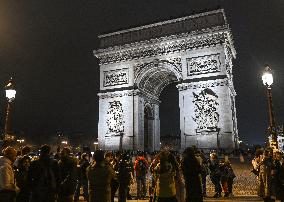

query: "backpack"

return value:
[136, 159, 147, 176]
[118, 160, 131, 182]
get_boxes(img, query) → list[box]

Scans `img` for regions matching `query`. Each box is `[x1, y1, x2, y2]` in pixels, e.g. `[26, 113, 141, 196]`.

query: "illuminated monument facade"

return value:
[94, 9, 239, 151]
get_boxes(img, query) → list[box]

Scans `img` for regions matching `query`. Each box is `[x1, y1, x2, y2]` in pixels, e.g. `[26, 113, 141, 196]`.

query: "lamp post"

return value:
[262, 65, 278, 149]
[3, 78, 16, 142]
[17, 139, 25, 149]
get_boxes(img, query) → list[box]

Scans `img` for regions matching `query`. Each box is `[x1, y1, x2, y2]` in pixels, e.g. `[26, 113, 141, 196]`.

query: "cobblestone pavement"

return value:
[79, 196, 264, 201]
[128, 157, 258, 197]
[205, 157, 257, 196]
[204, 196, 263, 201]
[79, 157, 259, 201]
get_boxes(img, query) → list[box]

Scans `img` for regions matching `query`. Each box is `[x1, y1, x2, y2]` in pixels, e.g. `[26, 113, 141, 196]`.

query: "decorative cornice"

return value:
[94, 28, 232, 65]
[98, 89, 141, 99]
[98, 88, 161, 103]
[177, 78, 229, 91]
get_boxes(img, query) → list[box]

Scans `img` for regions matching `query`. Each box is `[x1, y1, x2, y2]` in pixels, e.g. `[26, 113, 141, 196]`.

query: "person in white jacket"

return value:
[0, 147, 19, 202]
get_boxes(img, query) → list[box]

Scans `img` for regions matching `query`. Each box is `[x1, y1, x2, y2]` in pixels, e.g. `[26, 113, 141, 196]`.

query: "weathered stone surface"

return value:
[94, 9, 238, 151]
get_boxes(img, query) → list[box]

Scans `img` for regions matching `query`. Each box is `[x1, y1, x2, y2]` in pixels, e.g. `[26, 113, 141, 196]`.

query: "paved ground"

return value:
[204, 196, 263, 201]
[114, 197, 269, 201]
[206, 157, 257, 196]
[79, 196, 264, 201]
[79, 156, 261, 201]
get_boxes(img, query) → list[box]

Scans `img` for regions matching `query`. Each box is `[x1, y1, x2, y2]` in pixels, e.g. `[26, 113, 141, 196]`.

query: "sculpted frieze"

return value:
[187, 54, 221, 76]
[106, 101, 125, 136]
[177, 79, 228, 91]
[104, 68, 129, 87]
[192, 88, 220, 133]
[96, 32, 227, 65]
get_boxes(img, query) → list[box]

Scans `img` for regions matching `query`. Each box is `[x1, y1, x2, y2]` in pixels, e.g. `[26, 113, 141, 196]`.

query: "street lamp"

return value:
[93, 141, 98, 150]
[17, 139, 25, 144]
[262, 65, 278, 149]
[61, 141, 68, 145]
[3, 78, 16, 142]
[17, 139, 25, 148]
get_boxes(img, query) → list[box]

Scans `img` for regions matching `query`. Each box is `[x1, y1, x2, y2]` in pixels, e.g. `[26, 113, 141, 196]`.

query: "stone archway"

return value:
[135, 60, 182, 152]
[95, 9, 239, 151]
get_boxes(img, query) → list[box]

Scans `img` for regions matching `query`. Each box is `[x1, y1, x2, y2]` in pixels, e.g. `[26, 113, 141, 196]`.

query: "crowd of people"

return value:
[4, 144, 283, 202]
[252, 147, 284, 202]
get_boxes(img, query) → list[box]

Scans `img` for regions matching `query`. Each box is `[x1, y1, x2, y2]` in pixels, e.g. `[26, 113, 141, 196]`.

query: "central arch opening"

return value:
[135, 61, 182, 152]
[160, 82, 180, 149]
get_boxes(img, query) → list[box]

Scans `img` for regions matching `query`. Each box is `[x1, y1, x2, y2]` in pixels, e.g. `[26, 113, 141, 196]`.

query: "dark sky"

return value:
[0, 0, 283, 145]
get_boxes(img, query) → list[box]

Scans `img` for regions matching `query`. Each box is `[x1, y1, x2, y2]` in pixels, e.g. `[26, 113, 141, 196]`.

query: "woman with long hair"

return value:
[182, 147, 203, 202]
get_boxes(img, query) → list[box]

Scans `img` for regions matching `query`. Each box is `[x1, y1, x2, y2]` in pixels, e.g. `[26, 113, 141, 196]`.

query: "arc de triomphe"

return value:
[94, 9, 239, 151]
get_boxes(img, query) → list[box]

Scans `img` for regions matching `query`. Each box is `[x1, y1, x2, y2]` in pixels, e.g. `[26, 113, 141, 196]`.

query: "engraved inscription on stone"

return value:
[192, 88, 219, 133]
[106, 101, 125, 136]
[187, 54, 221, 76]
[104, 68, 129, 87]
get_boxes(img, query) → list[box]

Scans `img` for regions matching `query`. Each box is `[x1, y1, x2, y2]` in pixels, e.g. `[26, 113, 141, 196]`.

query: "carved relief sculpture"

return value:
[192, 88, 220, 133]
[187, 54, 221, 76]
[134, 58, 182, 79]
[96, 9, 238, 150]
[106, 101, 125, 136]
[104, 68, 129, 87]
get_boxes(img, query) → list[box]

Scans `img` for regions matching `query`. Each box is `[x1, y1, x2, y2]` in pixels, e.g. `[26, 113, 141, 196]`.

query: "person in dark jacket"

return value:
[219, 160, 228, 197]
[74, 153, 90, 202]
[275, 151, 284, 202]
[87, 150, 115, 202]
[58, 147, 78, 202]
[182, 147, 203, 202]
[105, 152, 119, 202]
[257, 148, 276, 202]
[226, 161, 236, 197]
[28, 145, 59, 202]
[209, 152, 222, 198]
[200, 151, 209, 197]
[15, 155, 31, 202]
[117, 153, 133, 202]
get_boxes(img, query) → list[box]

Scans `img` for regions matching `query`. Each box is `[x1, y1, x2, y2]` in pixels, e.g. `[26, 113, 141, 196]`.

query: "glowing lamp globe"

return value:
[5, 78, 16, 101]
[262, 66, 273, 87]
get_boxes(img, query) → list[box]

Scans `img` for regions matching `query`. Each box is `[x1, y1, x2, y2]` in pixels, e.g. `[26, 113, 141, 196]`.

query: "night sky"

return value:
[0, 0, 283, 146]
